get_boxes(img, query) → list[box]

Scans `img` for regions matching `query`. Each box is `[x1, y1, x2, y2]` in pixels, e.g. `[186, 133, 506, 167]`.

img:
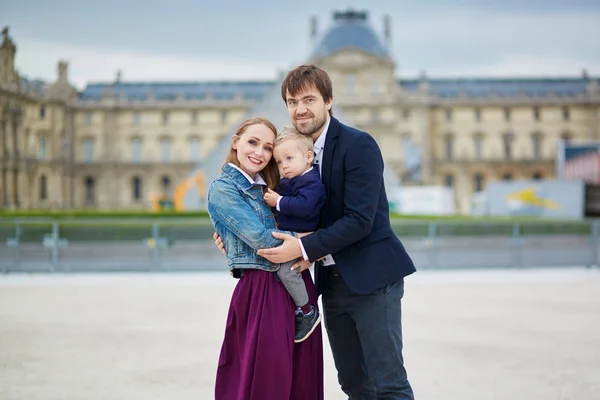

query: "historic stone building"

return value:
[1, 10, 599, 212]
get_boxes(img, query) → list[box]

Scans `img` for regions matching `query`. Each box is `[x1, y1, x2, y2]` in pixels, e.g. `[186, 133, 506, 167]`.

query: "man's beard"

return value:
[293, 111, 327, 136]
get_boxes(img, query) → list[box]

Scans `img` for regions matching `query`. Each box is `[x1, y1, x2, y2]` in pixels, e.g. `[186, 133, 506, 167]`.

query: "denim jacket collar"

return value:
[222, 163, 266, 199]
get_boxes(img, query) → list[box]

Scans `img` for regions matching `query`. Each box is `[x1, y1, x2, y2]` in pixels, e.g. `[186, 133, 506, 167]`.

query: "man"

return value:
[219, 65, 416, 399]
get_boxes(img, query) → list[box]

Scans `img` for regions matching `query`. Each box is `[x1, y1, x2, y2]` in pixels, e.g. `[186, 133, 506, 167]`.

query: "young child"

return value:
[264, 127, 326, 343]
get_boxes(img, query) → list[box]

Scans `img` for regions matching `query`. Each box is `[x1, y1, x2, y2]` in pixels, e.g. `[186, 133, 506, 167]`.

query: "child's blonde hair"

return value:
[275, 127, 314, 154]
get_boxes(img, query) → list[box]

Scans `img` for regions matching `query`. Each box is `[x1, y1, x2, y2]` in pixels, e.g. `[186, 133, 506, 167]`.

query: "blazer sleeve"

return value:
[301, 134, 383, 261]
[208, 179, 295, 250]
[278, 177, 326, 219]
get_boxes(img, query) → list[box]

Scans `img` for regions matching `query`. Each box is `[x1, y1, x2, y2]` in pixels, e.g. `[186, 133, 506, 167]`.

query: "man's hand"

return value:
[257, 232, 302, 263]
[291, 259, 312, 272]
[213, 232, 225, 254]
[263, 188, 281, 208]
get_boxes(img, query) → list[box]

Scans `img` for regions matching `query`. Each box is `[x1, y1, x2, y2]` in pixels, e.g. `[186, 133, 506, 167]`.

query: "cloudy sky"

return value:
[2, 0, 600, 89]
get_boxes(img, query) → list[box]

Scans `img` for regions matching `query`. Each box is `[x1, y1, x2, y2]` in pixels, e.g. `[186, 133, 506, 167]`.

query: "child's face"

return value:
[273, 139, 314, 179]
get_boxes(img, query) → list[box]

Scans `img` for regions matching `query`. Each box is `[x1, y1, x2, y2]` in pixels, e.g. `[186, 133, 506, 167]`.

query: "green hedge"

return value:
[0, 210, 209, 219]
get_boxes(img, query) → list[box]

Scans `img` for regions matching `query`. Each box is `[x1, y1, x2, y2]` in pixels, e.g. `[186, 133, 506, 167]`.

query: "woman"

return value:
[207, 117, 324, 400]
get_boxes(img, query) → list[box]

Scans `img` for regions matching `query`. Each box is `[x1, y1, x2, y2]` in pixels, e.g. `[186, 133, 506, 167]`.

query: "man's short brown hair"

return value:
[281, 64, 333, 116]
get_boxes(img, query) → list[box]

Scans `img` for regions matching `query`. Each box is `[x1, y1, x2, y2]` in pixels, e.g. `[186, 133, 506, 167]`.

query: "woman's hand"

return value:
[213, 232, 226, 254]
[291, 259, 312, 272]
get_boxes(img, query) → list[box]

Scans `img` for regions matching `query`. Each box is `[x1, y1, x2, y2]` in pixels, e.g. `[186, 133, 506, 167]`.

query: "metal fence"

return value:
[1, 218, 598, 273]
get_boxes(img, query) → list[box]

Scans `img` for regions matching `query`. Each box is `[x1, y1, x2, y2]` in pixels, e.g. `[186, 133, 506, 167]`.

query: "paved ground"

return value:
[1, 267, 599, 400]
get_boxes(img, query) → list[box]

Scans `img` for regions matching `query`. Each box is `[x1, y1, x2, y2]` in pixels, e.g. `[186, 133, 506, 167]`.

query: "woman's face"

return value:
[232, 124, 275, 178]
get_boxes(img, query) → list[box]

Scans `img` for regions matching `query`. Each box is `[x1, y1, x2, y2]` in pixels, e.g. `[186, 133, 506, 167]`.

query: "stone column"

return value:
[12, 119, 20, 207]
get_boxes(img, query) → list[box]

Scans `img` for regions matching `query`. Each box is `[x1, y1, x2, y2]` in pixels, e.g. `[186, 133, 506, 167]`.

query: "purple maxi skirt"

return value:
[214, 269, 324, 400]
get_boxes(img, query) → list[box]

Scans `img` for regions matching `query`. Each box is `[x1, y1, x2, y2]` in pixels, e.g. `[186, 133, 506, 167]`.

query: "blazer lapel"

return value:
[321, 117, 340, 189]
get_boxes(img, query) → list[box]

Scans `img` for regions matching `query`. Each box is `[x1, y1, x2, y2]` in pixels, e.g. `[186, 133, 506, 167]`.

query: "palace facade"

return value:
[1, 11, 599, 212]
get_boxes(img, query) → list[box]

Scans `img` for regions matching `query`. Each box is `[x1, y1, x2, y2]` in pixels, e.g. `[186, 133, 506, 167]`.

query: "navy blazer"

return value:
[276, 167, 326, 232]
[301, 117, 417, 295]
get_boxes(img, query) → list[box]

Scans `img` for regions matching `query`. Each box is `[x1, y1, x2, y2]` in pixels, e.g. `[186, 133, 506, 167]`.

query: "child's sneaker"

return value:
[294, 305, 321, 343]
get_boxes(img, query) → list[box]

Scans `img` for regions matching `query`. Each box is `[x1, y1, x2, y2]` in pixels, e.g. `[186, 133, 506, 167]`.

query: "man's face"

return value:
[285, 85, 332, 138]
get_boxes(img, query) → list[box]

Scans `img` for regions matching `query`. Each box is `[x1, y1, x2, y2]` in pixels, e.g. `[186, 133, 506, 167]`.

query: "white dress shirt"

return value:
[298, 118, 335, 265]
[227, 163, 267, 186]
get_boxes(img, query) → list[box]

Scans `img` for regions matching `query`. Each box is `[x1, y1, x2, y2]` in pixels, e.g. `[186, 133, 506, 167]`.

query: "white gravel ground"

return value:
[1, 267, 599, 400]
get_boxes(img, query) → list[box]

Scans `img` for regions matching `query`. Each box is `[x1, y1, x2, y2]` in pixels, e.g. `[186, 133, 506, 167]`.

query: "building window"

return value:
[39, 175, 47, 200]
[533, 172, 543, 181]
[403, 108, 411, 120]
[190, 137, 201, 162]
[40, 106, 46, 119]
[445, 174, 454, 188]
[533, 106, 540, 122]
[160, 138, 171, 162]
[133, 112, 141, 125]
[563, 107, 570, 121]
[503, 132, 514, 159]
[132, 177, 142, 201]
[191, 111, 198, 125]
[131, 138, 142, 163]
[504, 107, 511, 122]
[444, 134, 453, 160]
[346, 74, 356, 95]
[39, 136, 47, 160]
[84, 176, 95, 205]
[161, 176, 171, 194]
[502, 173, 513, 181]
[85, 112, 92, 125]
[561, 132, 573, 144]
[83, 138, 94, 163]
[532, 133, 542, 160]
[474, 174, 484, 192]
[474, 108, 481, 122]
[473, 134, 483, 161]
[445, 109, 452, 122]
[162, 111, 169, 125]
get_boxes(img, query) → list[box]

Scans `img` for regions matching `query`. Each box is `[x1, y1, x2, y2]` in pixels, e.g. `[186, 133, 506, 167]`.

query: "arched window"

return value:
[560, 132, 573, 144]
[474, 173, 484, 192]
[531, 132, 542, 160]
[444, 133, 454, 160]
[161, 176, 171, 194]
[132, 177, 142, 201]
[39, 175, 47, 200]
[84, 176, 95, 205]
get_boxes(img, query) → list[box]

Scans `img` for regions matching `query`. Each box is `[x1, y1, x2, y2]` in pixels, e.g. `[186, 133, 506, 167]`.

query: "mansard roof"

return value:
[399, 77, 593, 98]
[79, 80, 274, 101]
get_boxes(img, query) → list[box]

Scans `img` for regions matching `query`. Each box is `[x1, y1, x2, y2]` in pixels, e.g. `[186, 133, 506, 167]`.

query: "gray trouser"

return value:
[323, 269, 414, 399]
[276, 259, 309, 307]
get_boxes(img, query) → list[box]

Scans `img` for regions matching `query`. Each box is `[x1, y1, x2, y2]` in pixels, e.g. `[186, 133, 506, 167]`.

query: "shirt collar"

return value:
[227, 162, 267, 186]
[313, 116, 330, 155]
[301, 166, 313, 176]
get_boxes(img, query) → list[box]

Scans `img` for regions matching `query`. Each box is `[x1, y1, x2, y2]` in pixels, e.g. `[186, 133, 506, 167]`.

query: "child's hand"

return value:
[264, 188, 281, 207]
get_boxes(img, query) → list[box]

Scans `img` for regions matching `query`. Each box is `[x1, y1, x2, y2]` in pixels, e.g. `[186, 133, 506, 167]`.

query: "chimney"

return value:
[383, 15, 391, 49]
[310, 16, 318, 43]
[582, 68, 590, 80]
[57, 60, 68, 83]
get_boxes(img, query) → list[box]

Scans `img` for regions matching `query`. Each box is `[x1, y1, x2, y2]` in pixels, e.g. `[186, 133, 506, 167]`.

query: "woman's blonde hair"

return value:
[223, 117, 280, 190]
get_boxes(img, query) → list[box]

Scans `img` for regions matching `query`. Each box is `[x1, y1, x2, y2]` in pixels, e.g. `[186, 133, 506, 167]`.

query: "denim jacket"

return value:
[207, 163, 295, 278]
